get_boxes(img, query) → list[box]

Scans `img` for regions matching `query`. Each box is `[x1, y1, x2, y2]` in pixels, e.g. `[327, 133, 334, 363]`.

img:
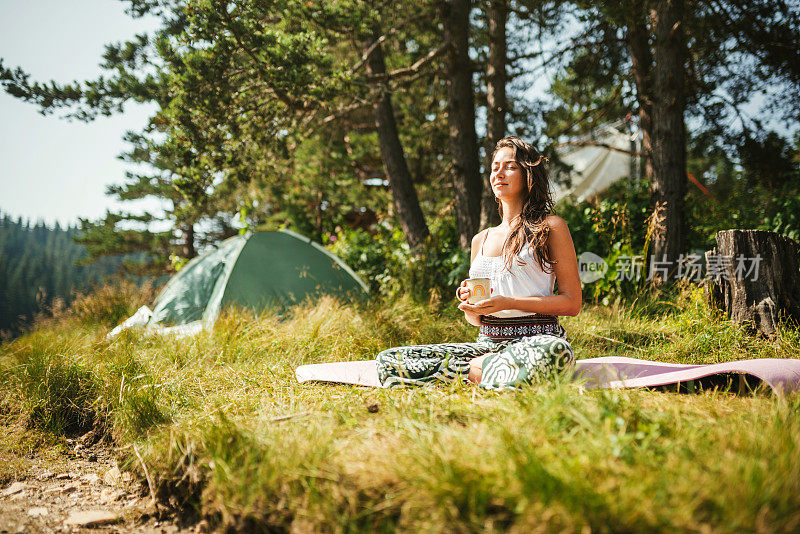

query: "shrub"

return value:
[329, 218, 468, 307]
[69, 278, 157, 327]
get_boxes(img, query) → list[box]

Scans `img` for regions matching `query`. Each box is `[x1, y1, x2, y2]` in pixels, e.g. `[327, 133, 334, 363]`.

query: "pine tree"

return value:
[0, 214, 122, 337]
[538, 0, 800, 271]
[0, 1, 216, 273]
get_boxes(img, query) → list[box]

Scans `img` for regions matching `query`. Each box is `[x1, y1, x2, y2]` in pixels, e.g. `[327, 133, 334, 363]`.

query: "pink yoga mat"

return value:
[296, 360, 384, 388]
[295, 357, 800, 394]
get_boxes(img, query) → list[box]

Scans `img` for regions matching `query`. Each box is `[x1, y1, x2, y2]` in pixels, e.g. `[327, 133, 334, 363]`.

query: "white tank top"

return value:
[468, 228, 555, 318]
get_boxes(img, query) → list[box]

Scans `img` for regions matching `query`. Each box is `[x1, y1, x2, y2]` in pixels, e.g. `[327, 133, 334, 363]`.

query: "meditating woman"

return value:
[375, 136, 582, 389]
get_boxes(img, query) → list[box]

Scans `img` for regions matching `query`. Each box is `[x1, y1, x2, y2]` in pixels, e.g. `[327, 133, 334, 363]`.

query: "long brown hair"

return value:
[491, 136, 556, 274]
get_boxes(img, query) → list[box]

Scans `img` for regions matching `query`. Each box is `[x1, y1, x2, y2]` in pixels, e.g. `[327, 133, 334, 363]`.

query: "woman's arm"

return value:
[458, 216, 582, 317]
[458, 230, 489, 326]
[510, 215, 581, 316]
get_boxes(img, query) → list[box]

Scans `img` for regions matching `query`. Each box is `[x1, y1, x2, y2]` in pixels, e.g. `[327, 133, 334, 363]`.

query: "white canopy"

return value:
[552, 122, 639, 204]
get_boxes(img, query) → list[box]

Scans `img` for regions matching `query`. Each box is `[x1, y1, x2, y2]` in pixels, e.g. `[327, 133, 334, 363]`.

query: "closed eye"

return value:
[492, 162, 518, 172]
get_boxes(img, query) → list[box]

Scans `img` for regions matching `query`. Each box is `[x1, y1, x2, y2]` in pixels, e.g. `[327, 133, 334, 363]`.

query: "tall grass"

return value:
[1, 283, 799, 532]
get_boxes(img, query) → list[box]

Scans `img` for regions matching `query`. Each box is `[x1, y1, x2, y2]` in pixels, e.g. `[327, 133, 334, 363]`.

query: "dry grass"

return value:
[1, 285, 799, 532]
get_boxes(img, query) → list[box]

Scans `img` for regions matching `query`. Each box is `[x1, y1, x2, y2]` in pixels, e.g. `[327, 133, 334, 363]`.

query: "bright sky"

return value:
[0, 1, 162, 228]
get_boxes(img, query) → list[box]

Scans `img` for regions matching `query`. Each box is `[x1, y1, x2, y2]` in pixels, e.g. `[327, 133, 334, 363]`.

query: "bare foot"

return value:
[468, 355, 488, 384]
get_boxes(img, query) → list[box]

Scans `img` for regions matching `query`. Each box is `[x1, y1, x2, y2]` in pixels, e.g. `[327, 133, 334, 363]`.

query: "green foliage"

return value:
[558, 179, 651, 260]
[74, 124, 245, 276]
[556, 128, 800, 305]
[329, 219, 469, 305]
[762, 196, 800, 242]
[557, 179, 653, 303]
[684, 130, 800, 248]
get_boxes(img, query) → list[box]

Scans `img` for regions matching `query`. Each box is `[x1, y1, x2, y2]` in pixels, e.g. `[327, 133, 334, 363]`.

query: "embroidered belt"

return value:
[479, 314, 563, 341]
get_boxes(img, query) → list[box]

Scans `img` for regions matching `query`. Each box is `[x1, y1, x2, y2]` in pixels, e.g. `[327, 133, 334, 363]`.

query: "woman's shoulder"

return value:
[471, 228, 490, 244]
[470, 228, 492, 259]
[471, 227, 498, 248]
[544, 214, 568, 230]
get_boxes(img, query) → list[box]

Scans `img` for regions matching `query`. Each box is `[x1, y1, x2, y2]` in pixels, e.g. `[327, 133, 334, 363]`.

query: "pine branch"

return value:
[213, 0, 315, 113]
[347, 12, 428, 77]
[549, 82, 626, 140]
[321, 99, 371, 124]
[371, 44, 449, 82]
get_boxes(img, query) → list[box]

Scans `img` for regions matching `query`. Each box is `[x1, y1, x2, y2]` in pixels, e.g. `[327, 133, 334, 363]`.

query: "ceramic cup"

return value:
[464, 278, 491, 304]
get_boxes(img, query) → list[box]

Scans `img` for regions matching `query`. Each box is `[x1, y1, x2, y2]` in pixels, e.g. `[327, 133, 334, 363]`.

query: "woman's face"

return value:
[490, 146, 526, 201]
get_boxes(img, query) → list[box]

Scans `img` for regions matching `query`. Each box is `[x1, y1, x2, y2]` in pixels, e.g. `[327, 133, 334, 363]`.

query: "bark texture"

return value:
[627, 10, 655, 182]
[650, 0, 687, 273]
[365, 35, 430, 250]
[705, 230, 800, 338]
[480, 0, 507, 229]
[182, 223, 196, 259]
[442, 0, 483, 248]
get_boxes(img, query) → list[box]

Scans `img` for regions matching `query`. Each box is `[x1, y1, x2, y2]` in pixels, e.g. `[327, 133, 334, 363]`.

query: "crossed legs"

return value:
[376, 334, 574, 389]
[375, 338, 497, 387]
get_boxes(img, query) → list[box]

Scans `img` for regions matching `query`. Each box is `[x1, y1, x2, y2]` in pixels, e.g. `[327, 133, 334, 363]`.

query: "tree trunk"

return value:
[705, 230, 800, 338]
[649, 0, 687, 276]
[627, 9, 655, 182]
[182, 223, 196, 259]
[365, 34, 430, 250]
[442, 0, 483, 248]
[480, 0, 507, 230]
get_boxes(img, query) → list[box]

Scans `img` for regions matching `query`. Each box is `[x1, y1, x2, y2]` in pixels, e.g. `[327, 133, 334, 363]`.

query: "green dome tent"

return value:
[109, 230, 368, 338]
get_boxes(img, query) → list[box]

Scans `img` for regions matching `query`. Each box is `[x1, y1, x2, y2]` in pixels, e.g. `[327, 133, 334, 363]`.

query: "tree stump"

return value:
[705, 230, 800, 337]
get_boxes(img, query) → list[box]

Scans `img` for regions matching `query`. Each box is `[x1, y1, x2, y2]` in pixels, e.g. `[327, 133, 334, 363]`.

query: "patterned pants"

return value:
[375, 327, 575, 390]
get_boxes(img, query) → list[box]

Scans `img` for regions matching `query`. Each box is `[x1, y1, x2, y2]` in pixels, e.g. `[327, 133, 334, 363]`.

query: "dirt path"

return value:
[0, 431, 200, 534]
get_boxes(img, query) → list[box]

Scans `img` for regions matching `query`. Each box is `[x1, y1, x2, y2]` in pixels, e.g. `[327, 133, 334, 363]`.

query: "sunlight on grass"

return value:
[1, 290, 799, 532]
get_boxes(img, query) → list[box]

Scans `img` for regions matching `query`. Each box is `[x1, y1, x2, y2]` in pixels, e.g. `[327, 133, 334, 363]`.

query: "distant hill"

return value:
[0, 213, 128, 338]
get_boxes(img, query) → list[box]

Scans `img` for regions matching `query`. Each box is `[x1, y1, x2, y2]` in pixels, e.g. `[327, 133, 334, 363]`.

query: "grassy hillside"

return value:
[1, 285, 799, 532]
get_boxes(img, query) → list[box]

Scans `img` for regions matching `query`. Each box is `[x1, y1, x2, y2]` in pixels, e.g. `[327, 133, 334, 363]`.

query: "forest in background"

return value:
[0, 213, 135, 338]
[1, 0, 799, 330]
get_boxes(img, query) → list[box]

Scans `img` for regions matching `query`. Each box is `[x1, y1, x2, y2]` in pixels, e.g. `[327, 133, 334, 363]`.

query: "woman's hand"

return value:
[456, 280, 486, 326]
[455, 279, 471, 302]
[458, 295, 511, 315]
[461, 308, 482, 327]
